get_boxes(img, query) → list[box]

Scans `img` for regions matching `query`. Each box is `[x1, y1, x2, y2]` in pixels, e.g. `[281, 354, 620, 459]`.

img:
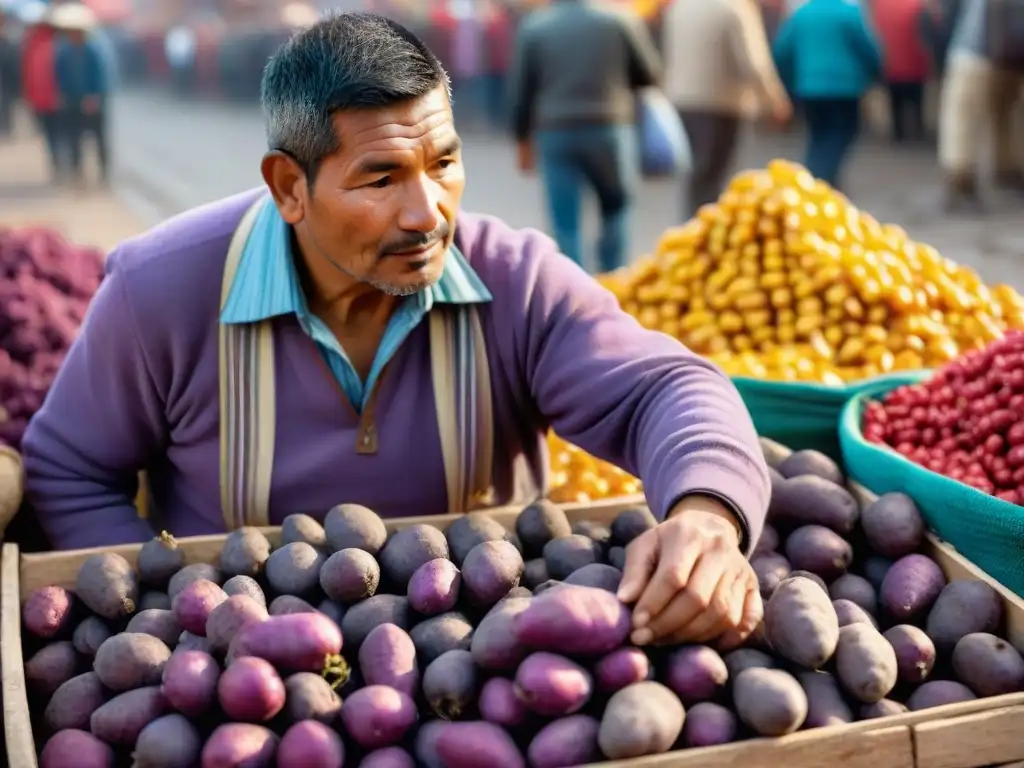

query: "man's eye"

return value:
[367, 176, 391, 188]
[438, 159, 456, 169]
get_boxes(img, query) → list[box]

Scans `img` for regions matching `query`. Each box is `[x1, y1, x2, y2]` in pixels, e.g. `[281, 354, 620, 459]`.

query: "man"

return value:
[773, 0, 881, 189]
[23, 13, 770, 648]
[939, 0, 1024, 209]
[53, 5, 110, 186]
[874, 0, 932, 143]
[506, 1, 661, 273]
[20, 8, 62, 177]
[0, 7, 19, 138]
[663, 0, 792, 219]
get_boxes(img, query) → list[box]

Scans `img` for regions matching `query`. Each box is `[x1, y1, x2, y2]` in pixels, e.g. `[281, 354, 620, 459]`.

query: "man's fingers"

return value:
[617, 528, 660, 606]
[671, 567, 745, 644]
[631, 535, 700, 632]
[635, 553, 724, 643]
[739, 578, 765, 634]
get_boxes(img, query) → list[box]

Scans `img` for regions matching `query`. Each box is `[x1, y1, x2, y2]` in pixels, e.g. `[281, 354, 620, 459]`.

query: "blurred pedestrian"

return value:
[507, 1, 661, 273]
[663, 0, 792, 219]
[874, 0, 932, 143]
[773, 0, 882, 189]
[19, 5, 62, 178]
[919, 0, 962, 78]
[0, 7, 19, 137]
[481, 0, 513, 131]
[52, 3, 111, 187]
[939, 0, 1024, 210]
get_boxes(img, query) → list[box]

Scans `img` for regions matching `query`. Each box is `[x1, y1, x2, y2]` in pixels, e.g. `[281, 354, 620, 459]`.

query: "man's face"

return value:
[294, 86, 464, 297]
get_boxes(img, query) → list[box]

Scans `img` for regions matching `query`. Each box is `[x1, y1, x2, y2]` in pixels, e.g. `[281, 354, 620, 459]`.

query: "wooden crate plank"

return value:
[2, 543, 38, 768]
[598, 726, 912, 768]
[914, 706, 1024, 768]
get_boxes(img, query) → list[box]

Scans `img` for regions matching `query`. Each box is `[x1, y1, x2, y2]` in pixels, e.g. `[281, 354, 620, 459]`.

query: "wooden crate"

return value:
[5, 492, 1024, 768]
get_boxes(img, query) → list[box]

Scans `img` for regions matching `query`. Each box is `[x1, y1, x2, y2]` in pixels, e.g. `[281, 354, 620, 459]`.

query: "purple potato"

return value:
[284, 672, 343, 724]
[278, 720, 345, 768]
[219, 527, 273, 578]
[880, 554, 946, 622]
[516, 500, 573, 558]
[228, 612, 343, 671]
[269, 595, 319, 616]
[479, 676, 527, 726]
[753, 552, 791, 598]
[201, 724, 278, 767]
[360, 747, 414, 768]
[563, 563, 622, 593]
[126, 608, 182, 648]
[324, 503, 388, 555]
[93, 632, 172, 691]
[527, 715, 600, 768]
[514, 584, 630, 655]
[205, 594, 269, 652]
[342, 594, 411, 651]
[445, 512, 510, 566]
[834, 624, 898, 704]
[765, 576, 839, 669]
[682, 702, 738, 747]
[907, 680, 977, 710]
[860, 492, 925, 559]
[723, 648, 776, 678]
[72, 616, 112, 658]
[542, 534, 602, 580]
[784, 525, 853, 581]
[76, 552, 139, 619]
[594, 647, 652, 692]
[799, 671, 854, 727]
[22, 586, 75, 639]
[341, 685, 418, 749]
[829, 573, 877, 615]
[133, 713, 202, 768]
[138, 532, 185, 588]
[266, 542, 326, 596]
[664, 645, 728, 705]
[514, 651, 592, 716]
[161, 649, 220, 717]
[320, 548, 381, 603]
[25, 641, 78, 696]
[222, 575, 267, 607]
[833, 598, 877, 628]
[379, 524, 450, 587]
[90, 686, 167, 744]
[733, 668, 807, 736]
[423, 649, 481, 719]
[461, 540, 524, 606]
[926, 580, 1005, 654]
[435, 721, 526, 768]
[952, 632, 1024, 697]
[359, 622, 419, 698]
[172, 579, 227, 636]
[860, 699, 908, 719]
[408, 558, 462, 615]
[412, 610, 474, 665]
[44, 672, 107, 731]
[471, 598, 530, 670]
[217, 656, 286, 722]
[598, 682, 685, 759]
[167, 563, 222, 602]
[40, 729, 114, 768]
[281, 513, 327, 549]
[883, 624, 936, 684]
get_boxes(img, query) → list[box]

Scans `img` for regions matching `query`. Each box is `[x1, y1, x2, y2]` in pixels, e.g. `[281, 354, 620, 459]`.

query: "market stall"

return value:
[5, 441, 1024, 766]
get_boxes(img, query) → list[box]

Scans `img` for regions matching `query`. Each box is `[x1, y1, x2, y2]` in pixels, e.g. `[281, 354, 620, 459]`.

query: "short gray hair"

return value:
[261, 12, 449, 185]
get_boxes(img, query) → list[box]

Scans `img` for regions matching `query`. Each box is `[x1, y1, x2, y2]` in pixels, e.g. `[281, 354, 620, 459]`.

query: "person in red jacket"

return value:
[20, 12, 63, 179]
[873, 0, 932, 143]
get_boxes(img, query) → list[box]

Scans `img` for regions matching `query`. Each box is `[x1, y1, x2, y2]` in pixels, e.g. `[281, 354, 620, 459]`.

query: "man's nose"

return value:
[397, 177, 445, 234]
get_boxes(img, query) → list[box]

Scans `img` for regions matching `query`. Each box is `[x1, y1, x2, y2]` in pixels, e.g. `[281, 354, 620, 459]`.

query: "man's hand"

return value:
[617, 495, 762, 649]
[516, 140, 534, 173]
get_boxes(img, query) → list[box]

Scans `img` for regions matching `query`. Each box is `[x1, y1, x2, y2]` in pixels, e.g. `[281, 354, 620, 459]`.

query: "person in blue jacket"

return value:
[54, 7, 111, 188]
[773, 0, 882, 189]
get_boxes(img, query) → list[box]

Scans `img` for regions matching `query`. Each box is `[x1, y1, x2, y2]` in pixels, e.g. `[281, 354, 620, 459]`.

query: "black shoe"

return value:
[942, 174, 986, 214]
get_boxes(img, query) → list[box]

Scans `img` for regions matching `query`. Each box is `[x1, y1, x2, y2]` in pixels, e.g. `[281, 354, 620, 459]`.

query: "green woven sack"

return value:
[839, 375, 1024, 597]
[733, 372, 928, 461]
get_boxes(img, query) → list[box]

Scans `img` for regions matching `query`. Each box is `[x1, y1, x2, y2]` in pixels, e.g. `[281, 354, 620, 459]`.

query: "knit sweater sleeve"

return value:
[21, 251, 161, 549]
[474, 219, 771, 554]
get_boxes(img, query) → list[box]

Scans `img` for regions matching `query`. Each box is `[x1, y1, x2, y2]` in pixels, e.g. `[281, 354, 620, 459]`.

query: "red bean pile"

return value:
[862, 331, 1024, 504]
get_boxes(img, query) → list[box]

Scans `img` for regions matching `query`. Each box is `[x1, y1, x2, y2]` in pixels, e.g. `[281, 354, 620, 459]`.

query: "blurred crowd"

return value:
[1, 0, 1023, 272]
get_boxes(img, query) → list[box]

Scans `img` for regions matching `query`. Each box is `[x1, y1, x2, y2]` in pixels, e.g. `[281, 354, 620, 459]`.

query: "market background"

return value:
[2, 0, 1024, 279]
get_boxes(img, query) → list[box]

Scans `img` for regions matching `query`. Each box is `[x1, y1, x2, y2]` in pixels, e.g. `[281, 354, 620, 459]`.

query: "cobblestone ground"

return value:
[104, 89, 1024, 287]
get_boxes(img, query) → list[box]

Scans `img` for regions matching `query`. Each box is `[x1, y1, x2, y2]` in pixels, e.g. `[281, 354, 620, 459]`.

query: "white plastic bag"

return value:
[637, 87, 692, 177]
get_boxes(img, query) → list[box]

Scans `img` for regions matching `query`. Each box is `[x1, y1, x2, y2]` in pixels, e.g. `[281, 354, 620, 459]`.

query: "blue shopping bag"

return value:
[637, 88, 691, 178]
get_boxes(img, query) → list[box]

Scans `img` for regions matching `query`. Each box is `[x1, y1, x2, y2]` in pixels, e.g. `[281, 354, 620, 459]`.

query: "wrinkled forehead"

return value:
[327, 87, 460, 173]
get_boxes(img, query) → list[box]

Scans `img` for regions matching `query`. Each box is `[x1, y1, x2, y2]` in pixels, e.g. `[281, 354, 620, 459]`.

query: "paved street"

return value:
[109, 88, 1024, 286]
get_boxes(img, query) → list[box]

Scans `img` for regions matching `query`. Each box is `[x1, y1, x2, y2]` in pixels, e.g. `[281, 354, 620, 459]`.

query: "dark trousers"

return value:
[34, 110, 63, 176]
[887, 81, 926, 142]
[0, 87, 14, 136]
[676, 110, 740, 220]
[802, 97, 860, 189]
[535, 124, 638, 273]
[59, 103, 109, 180]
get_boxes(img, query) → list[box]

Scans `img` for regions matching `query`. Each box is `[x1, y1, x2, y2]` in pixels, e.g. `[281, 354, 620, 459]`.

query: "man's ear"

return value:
[261, 151, 308, 225]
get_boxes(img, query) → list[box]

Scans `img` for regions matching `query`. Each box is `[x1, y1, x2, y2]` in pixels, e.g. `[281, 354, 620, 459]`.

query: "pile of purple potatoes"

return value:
[20, 445, 1024, 767]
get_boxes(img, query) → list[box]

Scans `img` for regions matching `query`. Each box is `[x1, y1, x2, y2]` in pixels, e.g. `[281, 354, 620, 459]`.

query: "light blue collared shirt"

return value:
[220, 197, 492, 414]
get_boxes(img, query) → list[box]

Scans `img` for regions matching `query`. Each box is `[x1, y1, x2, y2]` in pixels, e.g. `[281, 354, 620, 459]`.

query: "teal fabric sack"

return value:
[839, 375, 1024, 597]
[733, 372, 929, 461]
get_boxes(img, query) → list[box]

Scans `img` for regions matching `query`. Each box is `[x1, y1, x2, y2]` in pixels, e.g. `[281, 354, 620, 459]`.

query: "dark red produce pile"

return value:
[0, 227, 104, 448]
[862, 331, 1024, 504]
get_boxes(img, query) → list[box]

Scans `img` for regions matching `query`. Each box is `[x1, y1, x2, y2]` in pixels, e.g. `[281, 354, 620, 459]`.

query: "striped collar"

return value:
[220, 196, 492, 325]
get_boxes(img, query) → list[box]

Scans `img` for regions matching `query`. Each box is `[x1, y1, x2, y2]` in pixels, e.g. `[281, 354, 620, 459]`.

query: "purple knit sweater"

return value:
[22, 189, 770, 550]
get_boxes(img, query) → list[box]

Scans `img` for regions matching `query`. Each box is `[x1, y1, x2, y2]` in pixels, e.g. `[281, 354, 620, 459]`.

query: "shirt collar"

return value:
[220, 196, 492, 325]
